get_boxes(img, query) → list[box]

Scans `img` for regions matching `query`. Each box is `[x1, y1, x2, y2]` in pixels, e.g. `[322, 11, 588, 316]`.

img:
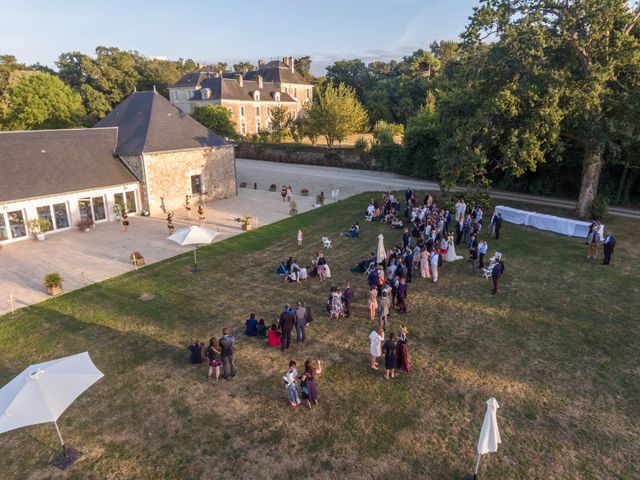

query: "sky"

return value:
[0, 0, 479, 75]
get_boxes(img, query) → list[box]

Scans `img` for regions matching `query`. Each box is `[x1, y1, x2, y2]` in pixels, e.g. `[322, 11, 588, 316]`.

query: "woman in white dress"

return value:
[369, 327, 384, 370]
[444, 233, 464, 262]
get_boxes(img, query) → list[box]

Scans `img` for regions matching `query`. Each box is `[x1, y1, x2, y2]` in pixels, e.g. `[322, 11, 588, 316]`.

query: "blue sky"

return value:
[0, 0, 479, 74]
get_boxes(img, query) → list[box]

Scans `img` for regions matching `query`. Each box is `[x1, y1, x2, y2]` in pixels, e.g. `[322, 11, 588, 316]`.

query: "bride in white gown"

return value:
[444, 233, 463, 262]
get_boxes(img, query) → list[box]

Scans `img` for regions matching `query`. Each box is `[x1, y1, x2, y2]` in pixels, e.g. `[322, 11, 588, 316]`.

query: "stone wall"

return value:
[234, 143, 376, 170]
[143, 145, 236, 215]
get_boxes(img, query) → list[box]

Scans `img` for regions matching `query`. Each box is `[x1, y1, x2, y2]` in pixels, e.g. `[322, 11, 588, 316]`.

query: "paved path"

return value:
[236, 159, 640, 219]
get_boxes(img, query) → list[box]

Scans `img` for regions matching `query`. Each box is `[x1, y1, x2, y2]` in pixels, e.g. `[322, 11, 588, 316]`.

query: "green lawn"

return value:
[0, 192, 638, 479]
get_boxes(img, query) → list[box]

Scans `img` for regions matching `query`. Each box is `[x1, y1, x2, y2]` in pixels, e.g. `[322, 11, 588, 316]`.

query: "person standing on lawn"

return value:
[602, 231, 616, 265]
[430, 249, 439, 283]
[491, 256, 505, 295]
[295, 301, 308, 343]
[379, 286, 392, 331]
[369, 327, 384, 370]
[284, 360, 301, 408]
[206, 337, 222, 381]
[343, 282, 354, 318]
[297, 229, 303, 246]
[493, 213, 503, 240]
[300, 359, 322, 409]
[219, 328, 237, 379]
[396, 326, 411, 373]
[382, 333, 398, 379]
[478, 240, 488, 269]
[278, 304, 296, 351]
[368, 287, 379, 321]
[396, 277, 408, 313]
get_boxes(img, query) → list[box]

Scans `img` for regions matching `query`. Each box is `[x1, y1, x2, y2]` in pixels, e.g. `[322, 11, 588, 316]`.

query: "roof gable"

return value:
[95, 91, 227, 155]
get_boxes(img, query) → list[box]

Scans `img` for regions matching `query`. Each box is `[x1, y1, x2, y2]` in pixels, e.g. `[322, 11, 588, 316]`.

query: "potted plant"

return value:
[269, 184, 277, 192]
[44, 273, 64, 296]
[316, 192, 325, 206]
[29, 218, 51, 241]
[75, 217, 95, 232]
[234, 216, 253, 231]
[239, 182, 248, 188]
[300, 189, 309, 197]
[129, 251, 145, 267]
[289, 200, 298, 215]
[113, 204, 123, 220]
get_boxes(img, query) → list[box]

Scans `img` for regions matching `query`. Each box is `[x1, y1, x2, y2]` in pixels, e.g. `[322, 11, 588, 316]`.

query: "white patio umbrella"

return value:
[474, 397, 501, 477]
[0, 352, 104, 459]
[376, 234, 386, 264]
[168, 225, 220, 272]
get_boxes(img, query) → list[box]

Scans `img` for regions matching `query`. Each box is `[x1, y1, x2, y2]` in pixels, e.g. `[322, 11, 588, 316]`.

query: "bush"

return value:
[269, 184, 277, 192]
[300, 189, 309, 197]
[239, 182, 247, 188]
[591, 196, 609, 221]
[289, 200, 298, 215]
[370, 143, 406, 172]
[354, 137, 370, 152]
[43, 273, 63, 287]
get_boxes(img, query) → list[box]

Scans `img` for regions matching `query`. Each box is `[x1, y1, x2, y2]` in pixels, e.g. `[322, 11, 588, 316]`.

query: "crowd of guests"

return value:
[277, 253, 332, 282]
[188, 327, 237, 381]
[369, 325, 411, 379]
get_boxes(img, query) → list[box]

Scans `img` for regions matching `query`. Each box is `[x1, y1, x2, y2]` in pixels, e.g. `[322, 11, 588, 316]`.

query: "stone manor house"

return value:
[169, 57, 312, 135]
[0, 91, 236, 245]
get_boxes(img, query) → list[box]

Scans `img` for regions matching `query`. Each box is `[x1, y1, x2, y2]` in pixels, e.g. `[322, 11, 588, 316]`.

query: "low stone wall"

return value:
[234, 142, 377, 170]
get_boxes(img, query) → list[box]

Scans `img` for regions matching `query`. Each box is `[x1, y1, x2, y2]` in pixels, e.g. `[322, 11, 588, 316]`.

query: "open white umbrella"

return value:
[376, 234, 386, 264]
[0, 352, 104, 466]
[474, 397, 501, 478]
[168, 226, 220, 272]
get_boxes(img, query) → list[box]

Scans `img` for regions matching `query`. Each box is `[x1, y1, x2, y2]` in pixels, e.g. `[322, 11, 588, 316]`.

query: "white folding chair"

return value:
[321, 236, 332, 249]
[365, 214, 373, 222]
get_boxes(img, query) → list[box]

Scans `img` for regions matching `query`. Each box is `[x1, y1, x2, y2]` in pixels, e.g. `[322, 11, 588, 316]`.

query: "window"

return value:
[306, 89, 310, 99]
[293, 88, 297, 98]
[255, 106, 260, 116]
[36, 206, 54, 231]
[78, 199, 93, 221]
[274, 92, 281, 102]
[253, 91, 260, 101]
[92, 196, 106, 221]
[191, 175, 204, 194]
[241, 123, 246, 134]
[53, 203, 69, 229]
[126, 191, 137, 213]
[114, 193, 125, 211]
[266, 106, 270, 116]
[0, 215, 8, 241]
[240, 106, 245, 117]
[256, 121, 261, 132]
[7, 210, 26, 239]
[284, 86, 288, 93]
[227, 107, 233, 115]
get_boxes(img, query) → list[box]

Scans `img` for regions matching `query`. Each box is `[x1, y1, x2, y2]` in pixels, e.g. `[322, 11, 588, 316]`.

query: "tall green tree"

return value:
[294, 56, 314, 82]
[268, 105, 289, 142]
[190, 105, 237, 139]
[232, 61, 255, 73]
[1, 73, 84, 130]
[461, 0, 640, 218]
[308, 82, 368, 147]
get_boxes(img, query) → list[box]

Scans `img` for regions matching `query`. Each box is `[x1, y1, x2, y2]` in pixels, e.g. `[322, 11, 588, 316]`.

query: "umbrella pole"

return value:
[193, 244, 198, 272]
[54, 420, 67, 458]
[474, 453, 481, 478]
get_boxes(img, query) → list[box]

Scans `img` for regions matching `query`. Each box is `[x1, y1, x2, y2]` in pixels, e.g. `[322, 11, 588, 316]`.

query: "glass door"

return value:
[92, 196, 106, 221]
[125, 191, 137, 213]
[78, 198, 93, 221]
[36, 206, 54, 231]
[7, 210, 26, 239]
[53, 203, 70, 229]
[0, 214, 8, 241]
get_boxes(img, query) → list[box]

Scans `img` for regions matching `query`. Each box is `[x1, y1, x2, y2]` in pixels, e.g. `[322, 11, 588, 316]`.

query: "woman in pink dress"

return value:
[420, 247, 430, 279]
[368, 288, 379, 321]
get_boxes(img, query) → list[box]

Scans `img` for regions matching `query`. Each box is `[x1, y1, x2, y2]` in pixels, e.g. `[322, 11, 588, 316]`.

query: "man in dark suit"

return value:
[493, 213, 503, 240]
[455, 219, 464, 245]
[602, 231, 616, 265]
[278, 304, 296, 351]
[343, 282, 354, 317]
[491, 257, 505, 294]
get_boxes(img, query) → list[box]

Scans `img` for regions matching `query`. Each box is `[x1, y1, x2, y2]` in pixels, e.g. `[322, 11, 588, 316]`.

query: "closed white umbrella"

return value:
[0, 352, 104, 464]
[376, 234, 386, 264]
[168, 226, 220, 272]
[474, 397, 501, 477]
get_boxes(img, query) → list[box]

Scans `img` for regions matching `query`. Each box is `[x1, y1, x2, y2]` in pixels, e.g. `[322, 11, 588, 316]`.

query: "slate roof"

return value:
[246, 60, 310, 85]
[188, 77, 295, 103]
[95, 91, 227, 155]
[0, 128, 137, 203]
[172, 67, 218, 88]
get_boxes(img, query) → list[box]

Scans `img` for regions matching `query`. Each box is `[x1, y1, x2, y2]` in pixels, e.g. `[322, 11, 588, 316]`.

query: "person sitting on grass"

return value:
[267, 323, 281, 347]
[245, 313, 258, 336]
[286, 259, 301, 282]
[391, 217, 404, 229]
[277, 261, 287, 276]
[188, 340, 204, 364]
[255, 319, 267, 338]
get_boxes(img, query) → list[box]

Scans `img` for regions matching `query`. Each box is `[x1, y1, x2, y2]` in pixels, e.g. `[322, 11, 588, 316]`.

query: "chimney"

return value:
[235, 74, 243, 87]
[257, 75, 263, 89]
[289, 56, 295, 73]
[283, 56, 288, 66]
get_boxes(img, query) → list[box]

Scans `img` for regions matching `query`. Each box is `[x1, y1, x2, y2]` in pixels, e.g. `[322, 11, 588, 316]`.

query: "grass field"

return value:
[0, 192, 638, 480]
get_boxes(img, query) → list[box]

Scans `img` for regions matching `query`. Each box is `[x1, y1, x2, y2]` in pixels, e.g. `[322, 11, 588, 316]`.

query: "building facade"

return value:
[169, 57, 313, 135]
[0, 91, 236, 245]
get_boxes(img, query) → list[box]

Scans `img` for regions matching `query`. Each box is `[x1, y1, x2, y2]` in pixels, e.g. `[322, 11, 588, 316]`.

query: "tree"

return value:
[308, 82, 368, 147]
[232, 61, 255, 73]
[79, 84, 111, 125]
[404, 92, 440, 179]
[294, 56, 314, 82]
[372, 120, 403, 145]
[1, 73, 84, 130]
[268, 105, 289, 142]
[190, 105, 237, 139]
[136, 57, 197, 97]
[325, 59, 369, 98]
[462, 0, 640, 218]
[211, 62, 228, 75]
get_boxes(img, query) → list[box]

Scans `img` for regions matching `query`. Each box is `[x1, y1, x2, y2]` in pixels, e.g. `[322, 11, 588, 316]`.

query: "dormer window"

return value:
[274, 92, 281, 102]
[253, 91, 260, 101]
